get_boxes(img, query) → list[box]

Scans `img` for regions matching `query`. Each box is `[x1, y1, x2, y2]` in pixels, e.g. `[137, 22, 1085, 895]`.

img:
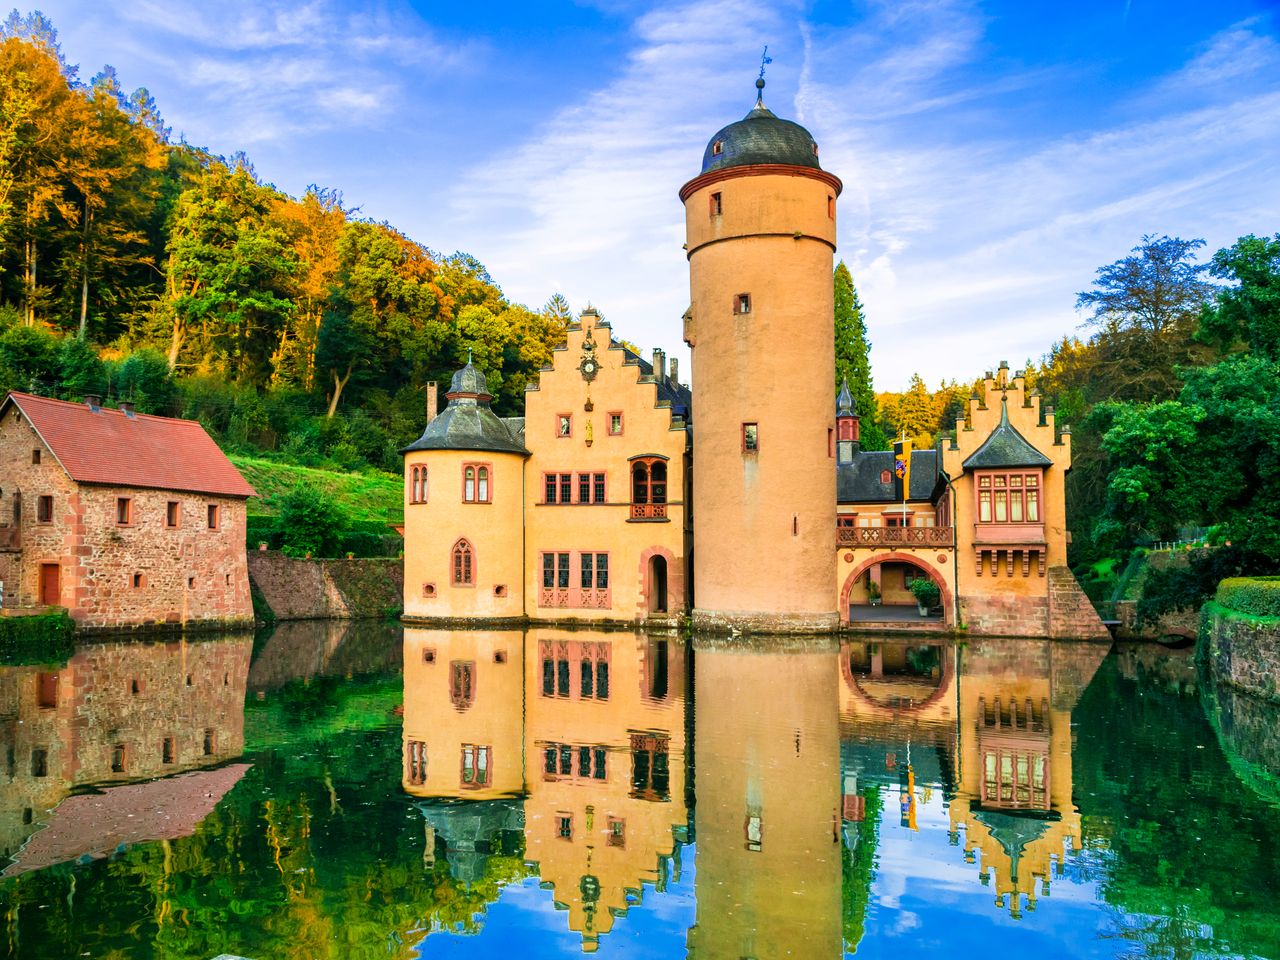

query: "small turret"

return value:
[836, 377, 860, 463]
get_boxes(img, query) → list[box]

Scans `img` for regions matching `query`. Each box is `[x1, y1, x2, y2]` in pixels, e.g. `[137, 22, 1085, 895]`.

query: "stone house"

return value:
[0, 392, 256, 631]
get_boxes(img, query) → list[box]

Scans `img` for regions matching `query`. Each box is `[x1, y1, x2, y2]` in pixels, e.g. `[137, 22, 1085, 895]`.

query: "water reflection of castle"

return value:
[401, 627, 689, 951]
[401, 627, 1108, 954]
[839, 636, 1109, 924]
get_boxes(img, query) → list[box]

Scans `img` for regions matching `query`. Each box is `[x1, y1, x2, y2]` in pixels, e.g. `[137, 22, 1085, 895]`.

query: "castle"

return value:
[402, 81, 1105, 640]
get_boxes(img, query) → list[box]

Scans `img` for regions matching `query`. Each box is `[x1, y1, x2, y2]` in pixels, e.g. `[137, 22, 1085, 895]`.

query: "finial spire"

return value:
[467, 347, 473, 364]
[756, 45, 771, 103]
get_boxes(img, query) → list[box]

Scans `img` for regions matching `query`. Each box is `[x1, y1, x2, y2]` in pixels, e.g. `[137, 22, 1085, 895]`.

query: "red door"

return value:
[39, 563, 60, 605]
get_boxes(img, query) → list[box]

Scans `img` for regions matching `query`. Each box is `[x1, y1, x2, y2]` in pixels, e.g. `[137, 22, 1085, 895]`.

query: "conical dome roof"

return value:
[449, 361, 490, 398]
[401, 360, 527, 456]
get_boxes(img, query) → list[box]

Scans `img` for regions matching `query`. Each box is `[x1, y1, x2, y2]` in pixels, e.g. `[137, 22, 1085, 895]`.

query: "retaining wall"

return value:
[1201, 603, 1280, 702]
[247, 551, 402, 622]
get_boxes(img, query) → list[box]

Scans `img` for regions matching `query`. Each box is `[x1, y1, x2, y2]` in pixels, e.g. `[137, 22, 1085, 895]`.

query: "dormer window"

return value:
[712, 140, 724, 156]
[812, 143, 819, 156]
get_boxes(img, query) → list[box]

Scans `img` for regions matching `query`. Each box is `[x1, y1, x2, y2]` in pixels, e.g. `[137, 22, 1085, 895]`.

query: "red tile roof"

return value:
[5, 392, 257, 498]
[2, 764, 251, 877]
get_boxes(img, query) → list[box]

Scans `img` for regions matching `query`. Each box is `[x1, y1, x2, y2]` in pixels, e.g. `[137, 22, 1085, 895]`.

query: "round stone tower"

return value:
[680, 79, 841, 633]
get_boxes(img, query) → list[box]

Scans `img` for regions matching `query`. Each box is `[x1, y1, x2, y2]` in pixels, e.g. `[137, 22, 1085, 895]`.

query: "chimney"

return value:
[426, 382, 438, 425]
[119, 401, 135, 418]
[84, 394, 101, 412]
[652, 348, 665, 382]
[668, 357, 679, 386]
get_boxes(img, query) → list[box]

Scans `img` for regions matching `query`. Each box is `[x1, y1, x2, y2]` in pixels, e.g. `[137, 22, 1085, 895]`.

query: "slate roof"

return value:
[620, 347, 693, 422]
[962, 398, 1052, 470]
[837, 448, 941, 504]
[5, 392, 256, 498]
[701, 94, 822, 175]
[401, 363, 528, 456]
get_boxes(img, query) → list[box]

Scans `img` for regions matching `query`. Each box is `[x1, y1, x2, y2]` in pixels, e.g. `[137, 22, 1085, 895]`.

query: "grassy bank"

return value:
[230, 455, 403, 525]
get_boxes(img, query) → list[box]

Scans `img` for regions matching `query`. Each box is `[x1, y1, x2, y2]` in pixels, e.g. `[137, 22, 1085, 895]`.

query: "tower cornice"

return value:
[678, 163, 843, 203]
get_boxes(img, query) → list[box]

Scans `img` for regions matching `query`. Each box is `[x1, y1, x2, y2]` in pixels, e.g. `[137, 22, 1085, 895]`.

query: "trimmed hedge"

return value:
[0, 611, 75, 665]
[1216, 577, 1280, 620]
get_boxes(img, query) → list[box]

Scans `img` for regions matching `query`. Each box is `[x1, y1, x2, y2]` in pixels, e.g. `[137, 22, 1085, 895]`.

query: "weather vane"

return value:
[757, 45, 772, 102]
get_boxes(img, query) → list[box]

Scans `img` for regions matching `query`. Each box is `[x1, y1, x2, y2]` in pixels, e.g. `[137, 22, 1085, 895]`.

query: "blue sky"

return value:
[35, 0, 1280, 390]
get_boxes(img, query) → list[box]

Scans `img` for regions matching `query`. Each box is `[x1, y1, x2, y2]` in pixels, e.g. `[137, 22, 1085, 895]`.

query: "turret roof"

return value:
[700, 80, 822, 175]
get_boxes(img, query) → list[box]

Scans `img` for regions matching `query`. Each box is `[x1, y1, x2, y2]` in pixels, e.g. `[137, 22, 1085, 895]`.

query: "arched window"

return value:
[452, 539, 474, 585]
[630, 458, 668, 520]
[410, 465, 428, 504]
[462, 462, 492, 503]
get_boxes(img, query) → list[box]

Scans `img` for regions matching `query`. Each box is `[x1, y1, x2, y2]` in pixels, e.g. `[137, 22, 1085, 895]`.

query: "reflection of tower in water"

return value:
[687, 640, 842, 959]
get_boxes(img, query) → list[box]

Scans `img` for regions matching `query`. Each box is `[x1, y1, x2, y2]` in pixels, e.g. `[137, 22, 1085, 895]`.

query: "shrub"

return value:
[1136, 545, 1280, 626]
[0, 611, 75, 665]
[1216, 577, 1280, 619]
[909, 578, 941, 608]
[276, 484, 348, 558]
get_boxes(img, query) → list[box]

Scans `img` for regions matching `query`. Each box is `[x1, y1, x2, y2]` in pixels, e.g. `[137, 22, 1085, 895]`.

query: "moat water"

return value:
[2, 622, 1279, 959]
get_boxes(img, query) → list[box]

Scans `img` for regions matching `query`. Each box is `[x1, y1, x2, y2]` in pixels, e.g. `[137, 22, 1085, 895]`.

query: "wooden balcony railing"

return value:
[630, 502, 667, 520]
[837, 525, 954, 547]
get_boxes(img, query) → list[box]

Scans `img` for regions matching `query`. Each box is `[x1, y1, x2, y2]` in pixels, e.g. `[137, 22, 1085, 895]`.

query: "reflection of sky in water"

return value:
[418, 847, 697, 958]
[851, 786, 1113, 960]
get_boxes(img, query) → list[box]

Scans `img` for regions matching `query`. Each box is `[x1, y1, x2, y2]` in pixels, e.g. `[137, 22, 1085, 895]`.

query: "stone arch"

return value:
[840, 551, 953, 626]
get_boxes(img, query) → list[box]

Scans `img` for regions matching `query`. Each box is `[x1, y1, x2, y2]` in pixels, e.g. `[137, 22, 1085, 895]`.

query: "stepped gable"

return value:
[3, 391, 255, 498]
[963, 397, 1052, 470]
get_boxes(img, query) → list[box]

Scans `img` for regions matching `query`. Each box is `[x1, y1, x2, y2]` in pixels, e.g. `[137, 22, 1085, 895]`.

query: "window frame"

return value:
[165, 500, 180, 528]
[975, 470, 1043, 525]
[461, 462, 493, 503]
[735, 293, 751, 315]
[742, 423, 759, 453]
[116, 497, 133, 527]
[451, 539, 475, 587]
[709, 191, 722, 216]
[556, 413, 573, 438]
[36, 494, 53, 524]
[206, 504, 220, 530]
[409, 464, 428, 504]
[608, 411, 623, 436]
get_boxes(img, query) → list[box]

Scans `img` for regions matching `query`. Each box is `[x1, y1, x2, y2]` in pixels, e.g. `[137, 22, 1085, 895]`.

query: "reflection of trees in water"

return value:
[1072, 657, 1280, 957]
[1100, 906, 1222, 960]
[842, 785, 884, 954]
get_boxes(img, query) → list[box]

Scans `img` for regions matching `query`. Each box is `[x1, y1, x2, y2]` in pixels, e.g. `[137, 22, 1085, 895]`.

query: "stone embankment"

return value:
[1201, 578, 1280, 702]
[248, 551, 402, 622]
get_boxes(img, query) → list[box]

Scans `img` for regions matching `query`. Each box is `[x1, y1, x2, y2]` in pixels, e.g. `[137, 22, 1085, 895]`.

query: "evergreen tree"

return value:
[833, 261, 887, 449]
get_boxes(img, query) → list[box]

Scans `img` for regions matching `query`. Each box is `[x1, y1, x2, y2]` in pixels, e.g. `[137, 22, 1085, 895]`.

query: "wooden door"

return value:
[39, 563, 60, 605]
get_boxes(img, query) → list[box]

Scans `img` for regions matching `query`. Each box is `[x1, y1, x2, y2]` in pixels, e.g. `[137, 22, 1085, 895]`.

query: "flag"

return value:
[893, 438, 912, 501]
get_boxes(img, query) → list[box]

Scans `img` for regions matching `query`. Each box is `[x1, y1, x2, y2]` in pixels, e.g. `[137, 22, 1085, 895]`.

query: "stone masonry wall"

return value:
[248, 551, 402, 621]
[1203, 606, 1280, 702]
[1047, 567, 1110, 640]
[959, 593, 1049, 638]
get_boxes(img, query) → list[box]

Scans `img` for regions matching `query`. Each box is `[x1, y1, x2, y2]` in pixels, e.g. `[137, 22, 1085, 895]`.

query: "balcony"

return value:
[837, 525, 954, 548]
[630, 503, 668, 521]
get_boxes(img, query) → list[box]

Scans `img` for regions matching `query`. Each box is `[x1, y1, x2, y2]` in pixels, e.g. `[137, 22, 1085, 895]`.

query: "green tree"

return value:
[164, 161, 296, 376]
[1198, 233, 1280, 360]
[1075, 234, 1216, 401]
[277, 483, 348, 557]
[833, 261, 886, 449]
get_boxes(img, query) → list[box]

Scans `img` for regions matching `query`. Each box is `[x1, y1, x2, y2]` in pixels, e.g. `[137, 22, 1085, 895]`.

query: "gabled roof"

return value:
[962, 397, 1052, 470]
[620, 346, 693, 421]
[838, 449, 941, 504]
[5, 392, 257, 498]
